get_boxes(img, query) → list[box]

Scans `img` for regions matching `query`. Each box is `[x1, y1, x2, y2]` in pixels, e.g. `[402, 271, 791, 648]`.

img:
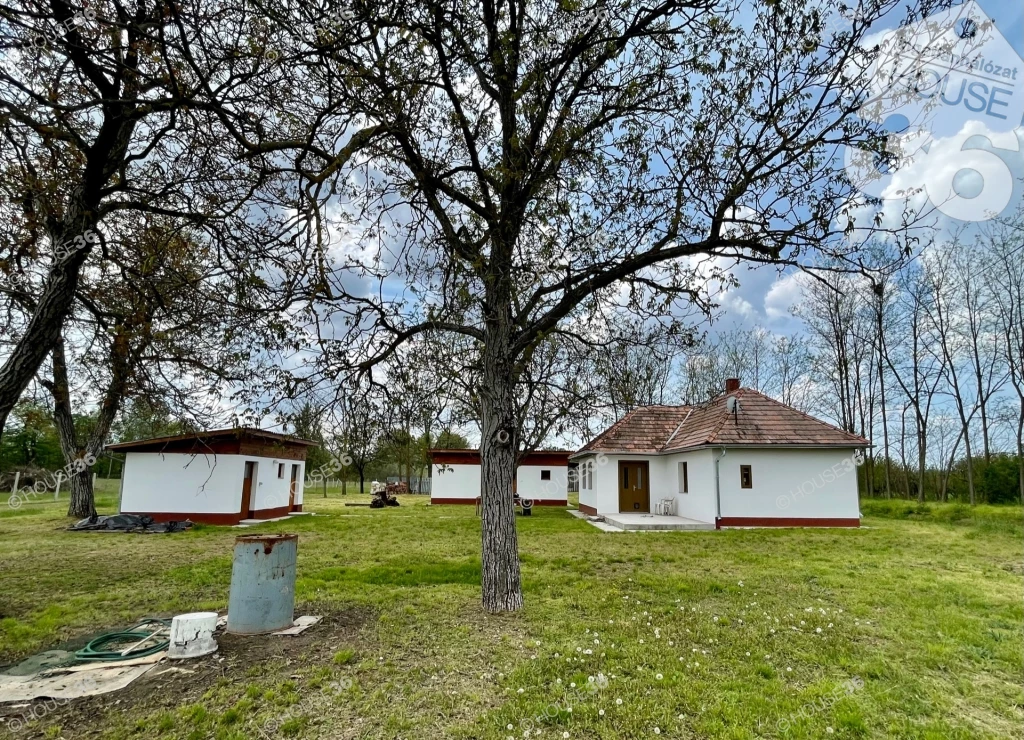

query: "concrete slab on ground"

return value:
[601, 513, 716, 531]
[568, 509, 626, 533]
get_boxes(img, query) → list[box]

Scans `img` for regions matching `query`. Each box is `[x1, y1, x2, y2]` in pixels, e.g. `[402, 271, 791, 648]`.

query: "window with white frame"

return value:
[678, 461, 688, 493]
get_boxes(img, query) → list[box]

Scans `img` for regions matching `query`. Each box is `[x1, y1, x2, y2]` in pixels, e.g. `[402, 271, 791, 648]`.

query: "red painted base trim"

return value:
[578, 503, 598, 516]
[120, 504, 298, 526]
[430, 497, 568, 506]
[122, 511, 241, 525]
[716, 517, 860, 528]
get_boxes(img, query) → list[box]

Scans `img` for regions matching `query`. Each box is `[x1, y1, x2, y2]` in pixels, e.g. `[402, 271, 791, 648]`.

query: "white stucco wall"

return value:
[664, 449, 717, 523]
[716, 448, 861, 520]
[574, 447, 860, 523]
[577, 455, 597, 511]
[253, 459, 306, 510]
[576, 453, 675, 515]
[121, 452, 305, 515]
[431, 462, 569, 502]
[516, 464, 568, 502]
[431, 463, 481, 501]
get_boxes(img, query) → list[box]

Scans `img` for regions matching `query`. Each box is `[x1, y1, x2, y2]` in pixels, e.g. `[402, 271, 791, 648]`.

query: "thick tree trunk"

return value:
[67, 468, 96, 519]
[49, 329, 132, 518]
[50, 339, 94, 518]
[478, 330, 523, 613]
[0, 228, 94, 443]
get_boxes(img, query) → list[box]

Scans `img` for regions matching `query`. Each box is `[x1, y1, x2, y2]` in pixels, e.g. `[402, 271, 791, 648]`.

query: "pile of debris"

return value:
[366, 481, 400, 508]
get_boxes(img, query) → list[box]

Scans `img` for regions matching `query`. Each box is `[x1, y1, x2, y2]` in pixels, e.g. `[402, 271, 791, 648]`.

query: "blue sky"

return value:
[711, 0, 1024, 339]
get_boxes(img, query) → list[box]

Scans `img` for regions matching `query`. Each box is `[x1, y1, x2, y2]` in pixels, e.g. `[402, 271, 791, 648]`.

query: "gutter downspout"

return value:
[714, 447, 726, 529]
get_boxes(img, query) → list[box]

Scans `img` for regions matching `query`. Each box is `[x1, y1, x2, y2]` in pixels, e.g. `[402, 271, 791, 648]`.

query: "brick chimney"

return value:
[725, 378, 740, 393]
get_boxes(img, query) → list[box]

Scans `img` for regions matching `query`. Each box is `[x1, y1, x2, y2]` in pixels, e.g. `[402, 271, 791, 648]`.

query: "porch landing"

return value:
[601, 512, 716, 531]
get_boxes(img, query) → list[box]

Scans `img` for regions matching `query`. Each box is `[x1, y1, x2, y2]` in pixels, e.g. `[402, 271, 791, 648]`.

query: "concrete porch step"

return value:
[602, 513, 716, 531]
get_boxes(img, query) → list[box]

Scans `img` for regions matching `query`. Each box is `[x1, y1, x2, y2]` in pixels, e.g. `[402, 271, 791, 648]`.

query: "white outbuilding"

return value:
[107, 428, 317, 525]
[429, 448, 571, 506]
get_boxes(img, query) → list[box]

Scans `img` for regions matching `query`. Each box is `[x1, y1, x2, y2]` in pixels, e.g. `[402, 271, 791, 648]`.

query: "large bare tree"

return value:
[259, 0, 930, 611]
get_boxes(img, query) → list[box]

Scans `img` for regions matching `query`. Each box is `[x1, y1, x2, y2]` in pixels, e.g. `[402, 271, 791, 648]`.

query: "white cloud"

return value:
[764, 271, 810, 321]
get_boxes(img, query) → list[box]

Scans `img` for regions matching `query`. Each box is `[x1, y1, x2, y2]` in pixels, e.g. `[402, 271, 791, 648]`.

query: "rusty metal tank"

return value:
[226, 534, 298, 634]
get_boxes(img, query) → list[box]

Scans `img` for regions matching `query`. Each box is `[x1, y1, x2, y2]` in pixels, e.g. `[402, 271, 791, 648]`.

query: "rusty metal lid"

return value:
[235, 533, 298, 554]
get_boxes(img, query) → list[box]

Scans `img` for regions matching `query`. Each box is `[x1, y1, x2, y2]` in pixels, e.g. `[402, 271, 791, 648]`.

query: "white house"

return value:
[107, 428, 317, 525]
[572, 380, 869, 527]
[430, 448, 571, 505]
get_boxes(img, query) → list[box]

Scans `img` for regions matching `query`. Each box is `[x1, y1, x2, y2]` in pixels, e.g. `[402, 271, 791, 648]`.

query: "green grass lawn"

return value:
[1, 484, 1021, 739]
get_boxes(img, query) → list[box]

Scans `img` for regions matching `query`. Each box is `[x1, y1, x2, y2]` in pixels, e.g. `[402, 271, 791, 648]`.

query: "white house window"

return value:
[587, 461, 593, 490]
[678, 461, 688, 493]
[541, 469, 551, 480]
[277, 463, 285, 478]
[740, 464, 753, 489]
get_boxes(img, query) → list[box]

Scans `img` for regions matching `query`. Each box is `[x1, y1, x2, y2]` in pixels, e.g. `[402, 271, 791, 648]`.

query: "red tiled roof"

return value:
[576, 405, 693, 455]
[574, 389, 868, 457]
[106, 427, 318, 451]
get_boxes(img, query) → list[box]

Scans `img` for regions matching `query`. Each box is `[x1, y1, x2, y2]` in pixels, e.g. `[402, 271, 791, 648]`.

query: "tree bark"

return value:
[67, 468, 96, 519]
[48, 327, 134, 518]
[478, 324, 523, 613]
[0, 228, 95, 444]
[50, 338, 97, 518]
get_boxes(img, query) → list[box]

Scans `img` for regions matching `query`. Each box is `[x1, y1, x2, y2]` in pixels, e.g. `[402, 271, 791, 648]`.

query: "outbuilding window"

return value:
[541, 469, 551, 480]
[740, 465, 753, 489]
[678, 461, 688, 493]
[278, 463, 285, 478]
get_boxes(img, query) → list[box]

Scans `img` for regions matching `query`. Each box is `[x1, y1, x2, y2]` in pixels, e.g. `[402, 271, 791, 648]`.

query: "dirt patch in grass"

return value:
[0, 604, 373, 739]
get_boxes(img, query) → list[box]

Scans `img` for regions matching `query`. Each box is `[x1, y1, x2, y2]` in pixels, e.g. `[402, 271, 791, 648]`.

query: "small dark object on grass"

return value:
[369, 486, 400, 509]
[68, 513, 193, 533]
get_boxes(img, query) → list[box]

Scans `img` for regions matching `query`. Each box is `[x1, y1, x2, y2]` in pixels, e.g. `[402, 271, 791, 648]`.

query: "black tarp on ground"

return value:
[67, 514, 192, 533]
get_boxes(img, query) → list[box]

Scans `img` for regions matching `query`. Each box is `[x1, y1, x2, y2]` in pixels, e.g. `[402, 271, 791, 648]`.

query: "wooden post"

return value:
[55, 471, 63, 500]
[11, 471, 20, 495]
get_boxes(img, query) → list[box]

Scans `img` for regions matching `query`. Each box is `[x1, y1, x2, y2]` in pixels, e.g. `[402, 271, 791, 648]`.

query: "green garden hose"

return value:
[74, 618, 172, 662]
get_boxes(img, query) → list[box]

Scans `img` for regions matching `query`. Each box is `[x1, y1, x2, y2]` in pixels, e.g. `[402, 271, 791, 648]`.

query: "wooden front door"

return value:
[618, 460, 650, 513]
[241, 461, 256, 518]
[289, 464, 299, 509]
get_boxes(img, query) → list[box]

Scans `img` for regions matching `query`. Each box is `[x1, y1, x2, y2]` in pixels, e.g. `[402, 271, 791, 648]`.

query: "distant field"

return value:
[0, 492, 1021, 739]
